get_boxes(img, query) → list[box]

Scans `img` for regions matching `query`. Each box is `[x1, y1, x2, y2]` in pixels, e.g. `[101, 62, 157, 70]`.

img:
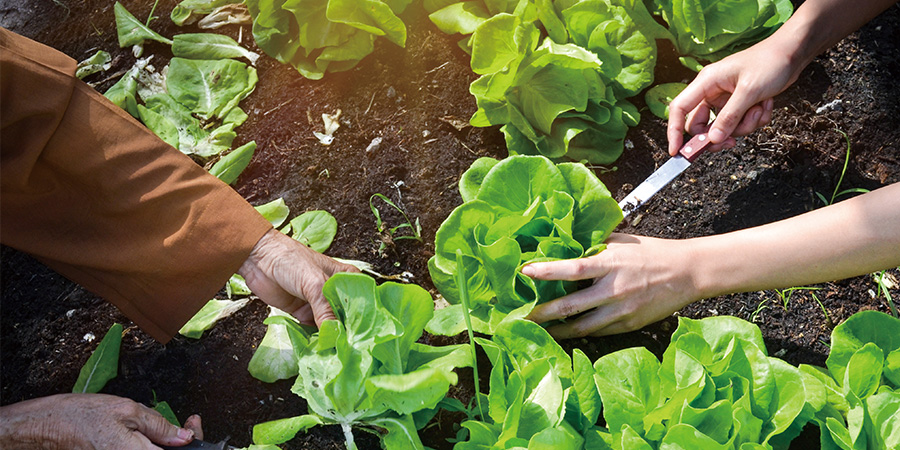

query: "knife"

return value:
[160, 439, 238, 450]
[618, 133, 713, 218]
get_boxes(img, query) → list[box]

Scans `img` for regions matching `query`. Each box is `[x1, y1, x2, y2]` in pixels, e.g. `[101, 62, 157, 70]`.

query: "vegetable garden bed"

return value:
[1, 0, 899, 449]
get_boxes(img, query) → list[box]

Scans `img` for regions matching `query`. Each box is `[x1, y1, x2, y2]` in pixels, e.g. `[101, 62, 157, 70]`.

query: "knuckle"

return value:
[555, 300, 583, 319]
[569, 259, 591, 279]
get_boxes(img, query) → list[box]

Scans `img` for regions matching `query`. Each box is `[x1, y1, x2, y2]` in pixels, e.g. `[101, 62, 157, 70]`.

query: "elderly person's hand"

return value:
[238, 229, 358, 327]
[0, 393, 204, 449]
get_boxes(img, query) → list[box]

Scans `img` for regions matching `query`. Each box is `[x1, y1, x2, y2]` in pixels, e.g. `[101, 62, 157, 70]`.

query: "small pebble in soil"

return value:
[66, 309, 75, 318]
[816, 99, 843, 114]
[366, 137, 382, 153]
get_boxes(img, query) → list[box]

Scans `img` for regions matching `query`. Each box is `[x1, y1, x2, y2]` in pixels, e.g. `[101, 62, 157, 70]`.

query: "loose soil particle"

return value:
[2, 1, 898, 449]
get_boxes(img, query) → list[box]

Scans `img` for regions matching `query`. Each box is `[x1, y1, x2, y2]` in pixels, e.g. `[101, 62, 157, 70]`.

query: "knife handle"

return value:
[678, 133, 713, 162]
[160, 439, 225, 450]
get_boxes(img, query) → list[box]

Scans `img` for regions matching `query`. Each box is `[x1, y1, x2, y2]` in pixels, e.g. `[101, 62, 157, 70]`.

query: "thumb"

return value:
[133, 406, 194, 447]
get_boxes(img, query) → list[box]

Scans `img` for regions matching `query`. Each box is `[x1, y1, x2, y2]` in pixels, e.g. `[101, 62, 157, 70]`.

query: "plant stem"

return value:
[828, 129, 851, 205]
[455, 250, 486, 421]
[341, 423, 358, 450]
[146, 0, 160, 26]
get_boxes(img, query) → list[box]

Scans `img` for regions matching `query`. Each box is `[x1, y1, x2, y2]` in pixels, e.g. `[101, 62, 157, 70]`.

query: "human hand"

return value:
[238, 228, 358, 327]
[522, 234, 703, 338]
[667, 38, 800, 156]
[0, 394, 203, 449]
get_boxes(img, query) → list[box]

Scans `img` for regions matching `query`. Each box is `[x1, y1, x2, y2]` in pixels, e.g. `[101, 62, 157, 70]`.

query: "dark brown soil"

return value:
[2, 1, 898, 449]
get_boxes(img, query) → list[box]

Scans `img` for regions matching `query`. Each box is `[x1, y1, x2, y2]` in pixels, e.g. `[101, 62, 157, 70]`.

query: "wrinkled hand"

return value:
[522, 234, 702, 338]
[238, 228, 358, 327]
[0, 394, 203, 449]
[667, 38, 800, 156]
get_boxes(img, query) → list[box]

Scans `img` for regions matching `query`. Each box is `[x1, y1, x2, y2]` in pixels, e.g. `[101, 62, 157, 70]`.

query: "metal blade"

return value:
[618, 155, 691, 218]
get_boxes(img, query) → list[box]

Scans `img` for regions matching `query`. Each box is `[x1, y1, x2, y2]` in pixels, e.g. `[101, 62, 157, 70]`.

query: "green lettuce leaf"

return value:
[427, 155, 621, 335]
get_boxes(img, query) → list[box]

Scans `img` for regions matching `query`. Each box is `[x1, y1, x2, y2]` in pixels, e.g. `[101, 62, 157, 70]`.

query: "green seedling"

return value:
[774, 286, 833, 327]
[816, 129, 870, 206]
[369, 193, 423, 255]
[874, 269, 898, 318]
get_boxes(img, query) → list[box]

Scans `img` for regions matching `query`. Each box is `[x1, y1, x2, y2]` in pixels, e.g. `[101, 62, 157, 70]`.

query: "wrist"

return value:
[238, 228, 279, 280]
[0, 396, 69, 449]
[683, 236, 737, 301]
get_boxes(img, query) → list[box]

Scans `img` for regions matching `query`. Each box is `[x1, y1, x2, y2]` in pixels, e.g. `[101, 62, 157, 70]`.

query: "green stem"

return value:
[829, 129, 851, 205]
[455, 250, 486, 420]
[146, 0, 160, 26]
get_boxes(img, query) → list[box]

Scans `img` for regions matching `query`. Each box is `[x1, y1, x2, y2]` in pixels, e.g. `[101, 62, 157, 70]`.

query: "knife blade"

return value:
[160, 439, 238, 450]
[618, 133, 713, 218]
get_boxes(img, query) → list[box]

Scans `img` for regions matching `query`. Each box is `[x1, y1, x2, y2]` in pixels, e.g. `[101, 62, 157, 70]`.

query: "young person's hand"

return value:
[238, 229, 358, 327]
[666, 39, 795, 156]
[0, 394, 203, 449]
[523, 234, 702, 338]
[667, 0, 898, 156]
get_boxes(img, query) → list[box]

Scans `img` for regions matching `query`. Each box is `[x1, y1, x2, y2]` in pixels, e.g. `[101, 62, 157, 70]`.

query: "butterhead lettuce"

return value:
[427, 155, 621, 335]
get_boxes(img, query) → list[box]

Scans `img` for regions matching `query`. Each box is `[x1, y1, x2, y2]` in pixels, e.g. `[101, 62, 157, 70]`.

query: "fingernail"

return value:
[708, 128, 726, 143]
[177, 428, 194, 441]
[521, 265, 535, 277]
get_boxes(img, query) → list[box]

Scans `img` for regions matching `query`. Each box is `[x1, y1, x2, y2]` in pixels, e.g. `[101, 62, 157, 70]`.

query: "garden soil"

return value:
[2, 1, 898, 448]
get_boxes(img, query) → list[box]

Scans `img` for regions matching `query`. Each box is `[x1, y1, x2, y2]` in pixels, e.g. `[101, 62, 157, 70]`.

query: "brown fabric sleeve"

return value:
[0, 28, 273, 343]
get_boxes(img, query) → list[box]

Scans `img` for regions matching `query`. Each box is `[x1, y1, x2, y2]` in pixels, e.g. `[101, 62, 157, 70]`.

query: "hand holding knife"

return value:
[161, 439, 239, 450]
[618, 132, 714, 219]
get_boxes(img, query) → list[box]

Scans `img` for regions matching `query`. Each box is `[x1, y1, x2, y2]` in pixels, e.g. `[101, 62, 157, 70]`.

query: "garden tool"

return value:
[618, 132, 713, 218]
[160, 439, 239, 450]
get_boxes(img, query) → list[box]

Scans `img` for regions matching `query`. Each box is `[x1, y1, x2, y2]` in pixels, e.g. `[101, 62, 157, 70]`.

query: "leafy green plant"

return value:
[467, 15, 640, 164]
[427, 155, 621, 335]
[454, 317, 595, 449]
[592, 315, 820, 449]
[107, 3, 258, 170]
[244, 0, 412, 80]
[251, 273, 473, 450]
[652, 0, 793, 70]
[799, 310, 900, 450]
[73, 323, 124, 394]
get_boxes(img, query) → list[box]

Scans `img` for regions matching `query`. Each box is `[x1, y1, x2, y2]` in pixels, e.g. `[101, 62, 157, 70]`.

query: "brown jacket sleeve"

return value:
[0, 28, 273, 343]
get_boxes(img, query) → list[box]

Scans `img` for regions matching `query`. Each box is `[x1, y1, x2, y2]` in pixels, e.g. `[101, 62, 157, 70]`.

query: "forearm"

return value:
[762, 0, 897, 79]
[693, 184, 900, 298]
[0, 28, 273, 342]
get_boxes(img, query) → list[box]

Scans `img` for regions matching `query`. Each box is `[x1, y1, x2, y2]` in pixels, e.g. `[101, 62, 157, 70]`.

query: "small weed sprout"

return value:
[874, 269, 898, 318]
[763, 286, 833, 328]
[815, 129, 870, 206]
[369, 193, 423, 255]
